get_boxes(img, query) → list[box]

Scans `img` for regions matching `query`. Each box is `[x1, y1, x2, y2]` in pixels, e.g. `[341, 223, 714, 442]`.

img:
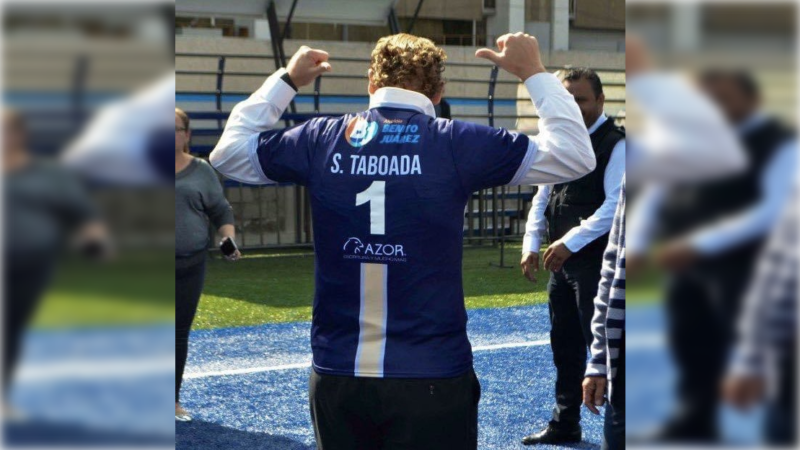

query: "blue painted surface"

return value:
[626, 305, 763, 444]
[178, 305, 604, 449]
[8, 304, 765, 447]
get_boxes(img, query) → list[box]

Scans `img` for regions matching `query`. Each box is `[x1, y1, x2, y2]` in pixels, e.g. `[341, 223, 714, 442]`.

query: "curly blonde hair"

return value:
[370, 33, 446, 100]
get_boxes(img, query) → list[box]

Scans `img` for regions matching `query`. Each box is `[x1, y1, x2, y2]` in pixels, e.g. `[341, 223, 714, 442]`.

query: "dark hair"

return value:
[558, 67, 603, 98]
[175, 108, 190, 153]
[699, 69, 759, 99]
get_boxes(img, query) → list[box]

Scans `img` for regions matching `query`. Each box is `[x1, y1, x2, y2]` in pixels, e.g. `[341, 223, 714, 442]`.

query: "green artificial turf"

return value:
[192, 244, 549, 329]
[35, 244, 660, 330]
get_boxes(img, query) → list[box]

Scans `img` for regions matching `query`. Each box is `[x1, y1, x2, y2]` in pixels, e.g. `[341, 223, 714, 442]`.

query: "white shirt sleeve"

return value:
[689, 140, 797, 255]
[560, 139, 626, 252]
[626, 72, 747, 185]
[510, 73, 596, 186]
[522, 184, 552, 254]
[627, 184, 667, 256]
[209, 68, 297, 184]
[62, 72, 176, 186]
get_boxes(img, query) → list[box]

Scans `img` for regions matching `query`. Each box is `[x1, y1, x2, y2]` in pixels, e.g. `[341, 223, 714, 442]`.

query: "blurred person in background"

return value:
[62, 73, 175, 186]
[627, 70, 796, 442]
[520, 68, 625, 446]
[174, 108, 240, 422]
[581, 176, 626, 450]
[3, 109, 109, 415]
[624, 38, 746, 185]
[434, 97, 451, 120]
[722, 183, 797, 446]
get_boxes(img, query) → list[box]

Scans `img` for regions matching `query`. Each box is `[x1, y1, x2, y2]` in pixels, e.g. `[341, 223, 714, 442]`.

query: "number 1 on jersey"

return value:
[355, 181, 385, 235]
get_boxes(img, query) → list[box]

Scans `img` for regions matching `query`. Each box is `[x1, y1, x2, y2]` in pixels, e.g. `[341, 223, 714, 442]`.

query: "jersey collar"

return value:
[369, 87, 437, 118]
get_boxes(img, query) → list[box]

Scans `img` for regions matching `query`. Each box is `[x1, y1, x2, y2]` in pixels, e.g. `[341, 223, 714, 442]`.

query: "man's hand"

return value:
[542, 240, 572, 272]
[654, 240, 699, 272]
[286, 46, 332, 88]
[582, 376, 607, 415]
[626, 252, 646, 279]
[475, 32, 547, 81]
[225, 249, 242, 262]
[520, 252, 540, 282]
[722, 375, 765, 411]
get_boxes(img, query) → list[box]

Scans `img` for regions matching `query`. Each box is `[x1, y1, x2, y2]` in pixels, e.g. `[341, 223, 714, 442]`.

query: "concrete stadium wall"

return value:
[176, 36, 625, 132]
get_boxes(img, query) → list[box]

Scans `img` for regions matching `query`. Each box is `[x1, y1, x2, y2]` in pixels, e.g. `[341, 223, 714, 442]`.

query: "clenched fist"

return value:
[475, 32, 547, 81]
[286, 45, 332, 88]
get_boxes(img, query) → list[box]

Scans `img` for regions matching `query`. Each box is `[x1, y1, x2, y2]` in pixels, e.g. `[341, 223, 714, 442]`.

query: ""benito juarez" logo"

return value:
[342, 237, 407, 262]
[345, 117, 379, 148]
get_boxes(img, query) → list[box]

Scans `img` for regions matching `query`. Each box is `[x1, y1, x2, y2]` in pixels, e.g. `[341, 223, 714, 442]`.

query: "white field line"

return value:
[186, 333, 665, 379]
[184, 339, 552, 379]
[17, 334, 665, 382]
[16, 357, 174, 382]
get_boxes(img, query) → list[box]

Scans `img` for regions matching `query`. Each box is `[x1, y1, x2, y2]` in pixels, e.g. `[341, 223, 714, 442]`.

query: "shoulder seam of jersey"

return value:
[509, 136, 537, 186]
[247, 133, 275, 183]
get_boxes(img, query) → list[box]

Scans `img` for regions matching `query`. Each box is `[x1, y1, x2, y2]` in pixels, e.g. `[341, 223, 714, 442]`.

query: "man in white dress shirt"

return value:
[628, 70, 795, 442]
[520, 68, 625, 445]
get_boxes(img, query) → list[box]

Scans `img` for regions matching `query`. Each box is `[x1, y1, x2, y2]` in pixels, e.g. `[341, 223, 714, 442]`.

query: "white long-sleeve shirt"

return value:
[522, 114, 626, 253]
[626, 72, 747, 184]
[209, 68, 595, 187]
[62, 72, 176, 186]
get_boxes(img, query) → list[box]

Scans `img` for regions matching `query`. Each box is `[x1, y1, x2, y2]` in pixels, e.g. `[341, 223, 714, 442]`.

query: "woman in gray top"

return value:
[4, 109, 109, 412]
[175, 108, 238, 422]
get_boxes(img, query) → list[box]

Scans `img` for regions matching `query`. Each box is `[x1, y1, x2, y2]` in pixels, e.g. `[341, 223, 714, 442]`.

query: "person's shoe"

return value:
[628, 421, 718, 445]
[521, 424, 582, 445]
[175, 403, 192, 422]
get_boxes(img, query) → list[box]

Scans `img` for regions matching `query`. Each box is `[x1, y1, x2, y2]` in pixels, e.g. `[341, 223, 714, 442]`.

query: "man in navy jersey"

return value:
[210, 33, 595, 450]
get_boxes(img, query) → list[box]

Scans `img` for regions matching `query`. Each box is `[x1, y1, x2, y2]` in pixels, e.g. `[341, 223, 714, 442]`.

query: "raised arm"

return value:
[209, 46, 331, 184]
[476, 33, 595, 185]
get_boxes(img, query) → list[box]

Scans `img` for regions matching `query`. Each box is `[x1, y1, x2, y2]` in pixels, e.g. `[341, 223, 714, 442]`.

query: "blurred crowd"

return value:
[626, 2, 797, 446]
[3, 0, 175, 446]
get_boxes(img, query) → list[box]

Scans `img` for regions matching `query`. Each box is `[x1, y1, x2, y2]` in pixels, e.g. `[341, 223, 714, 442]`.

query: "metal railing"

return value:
[176, 51, 626, 252]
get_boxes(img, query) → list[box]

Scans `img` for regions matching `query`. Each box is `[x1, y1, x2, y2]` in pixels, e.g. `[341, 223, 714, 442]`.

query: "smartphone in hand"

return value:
[220, 237, 238, 258]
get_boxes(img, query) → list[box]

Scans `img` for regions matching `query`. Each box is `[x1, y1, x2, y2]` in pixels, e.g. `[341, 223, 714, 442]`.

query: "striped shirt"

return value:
[586, 175, 626, 391]
[729, 183, 797, 376]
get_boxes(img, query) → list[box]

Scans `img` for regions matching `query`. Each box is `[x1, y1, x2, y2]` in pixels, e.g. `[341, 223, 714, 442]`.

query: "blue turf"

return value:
[178, 305, 604, 449]
[626, 304, 763, 444]
[10, 304, 764, 447]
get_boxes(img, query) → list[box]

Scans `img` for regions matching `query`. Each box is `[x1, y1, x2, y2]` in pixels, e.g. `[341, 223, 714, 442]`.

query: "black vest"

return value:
[544, 117, 625, 259]
[658, 117, 791, 259]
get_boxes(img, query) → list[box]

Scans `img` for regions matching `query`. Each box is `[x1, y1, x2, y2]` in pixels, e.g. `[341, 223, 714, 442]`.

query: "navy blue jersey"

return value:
[255, 107, 530, 378]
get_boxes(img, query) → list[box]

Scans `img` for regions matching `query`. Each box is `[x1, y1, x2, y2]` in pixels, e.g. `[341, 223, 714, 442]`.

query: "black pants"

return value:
[664, 261, 752, 440]
[4, 258, 54, 392]
[309, 368, 480, 450]
[546, 259, 602, 428]
[175, 257, 206, 402]
[602, 332, 625, 450]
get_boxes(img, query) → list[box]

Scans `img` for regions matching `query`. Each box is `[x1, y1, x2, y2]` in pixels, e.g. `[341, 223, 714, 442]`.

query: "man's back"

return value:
[257, 98, 530, 378]
[209, 35, 595, 381]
